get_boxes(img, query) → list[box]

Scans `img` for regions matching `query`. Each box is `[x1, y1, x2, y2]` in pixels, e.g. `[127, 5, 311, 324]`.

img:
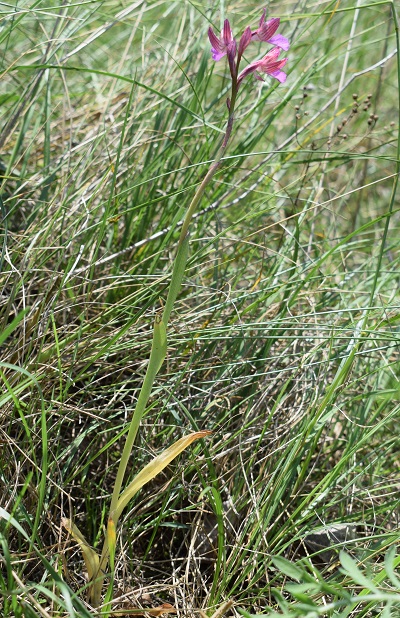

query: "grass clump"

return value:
[0, 0, 399, 616]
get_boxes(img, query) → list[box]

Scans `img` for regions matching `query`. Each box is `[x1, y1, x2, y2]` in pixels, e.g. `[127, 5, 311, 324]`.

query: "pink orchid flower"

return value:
[237, 47, 288, 86]
[252, 10, 289, 51]
[208, 19, 237, 62]
[208, 9, 290, 97]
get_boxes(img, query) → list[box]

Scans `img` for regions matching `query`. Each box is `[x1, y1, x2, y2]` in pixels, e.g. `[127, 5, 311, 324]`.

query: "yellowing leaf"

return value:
[107, 517, 117, 570]
[114, 431, 211, 521]
[62, 517, 100, 582]
[107, 517, 116, 551]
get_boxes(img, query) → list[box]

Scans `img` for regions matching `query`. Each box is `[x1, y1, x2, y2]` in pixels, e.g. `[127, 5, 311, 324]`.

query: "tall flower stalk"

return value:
[63, 8, 289, 612]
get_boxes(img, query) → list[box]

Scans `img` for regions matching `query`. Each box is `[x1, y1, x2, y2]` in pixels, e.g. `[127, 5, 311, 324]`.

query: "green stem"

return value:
[95, 94, 237, 610]
[108, 317, 167, 519]
[110, 101, 237, 517]
[178, 103, 236, 247]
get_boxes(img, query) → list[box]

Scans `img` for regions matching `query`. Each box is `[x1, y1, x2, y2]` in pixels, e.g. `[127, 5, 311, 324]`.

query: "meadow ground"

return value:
[0, 0, 399, 616]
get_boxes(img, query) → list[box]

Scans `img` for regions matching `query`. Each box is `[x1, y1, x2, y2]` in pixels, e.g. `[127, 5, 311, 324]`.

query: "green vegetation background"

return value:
[0, 0, 399, 615]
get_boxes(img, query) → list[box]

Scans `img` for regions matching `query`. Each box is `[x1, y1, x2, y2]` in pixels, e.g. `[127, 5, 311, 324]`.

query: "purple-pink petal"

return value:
[251, 12, 289, 51]
[255, 17, 280, 42]
[238, 26, 252, 56]
[222, 19, 233, 45]
[237, 47, 288, 86]
[208, 20, 236, 62]
[208, 27, 225, 54]
[211, 48, 226, 61]
[227, 40, 237, 62]
[270, 69, 287, 83]
[267, 33, 290, 51]
[237, 60, 261, 85]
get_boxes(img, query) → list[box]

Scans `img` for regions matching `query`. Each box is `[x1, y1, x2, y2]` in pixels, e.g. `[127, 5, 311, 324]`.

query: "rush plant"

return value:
[62, 8, 290, 613]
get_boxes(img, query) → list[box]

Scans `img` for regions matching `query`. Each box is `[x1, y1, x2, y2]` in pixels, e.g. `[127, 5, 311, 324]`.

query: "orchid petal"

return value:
[237, 61, 260, 86]
[267, 33, 290, 51]
[270, 69, 287, 83]
[251, 12, 289, 52]
[208, 26, 226, 54]
[227, 40, 237, 62]
[211, 48, 227, 61]
[238, 26, 252, 56]
[237, 48, 288, 87]
[222, 19, 233, 45]
[257, 17, 280, 42]
[208, 20, 236, 63]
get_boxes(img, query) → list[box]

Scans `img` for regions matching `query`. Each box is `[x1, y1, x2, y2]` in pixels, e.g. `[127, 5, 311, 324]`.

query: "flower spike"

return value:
[208, 8, 290, 106]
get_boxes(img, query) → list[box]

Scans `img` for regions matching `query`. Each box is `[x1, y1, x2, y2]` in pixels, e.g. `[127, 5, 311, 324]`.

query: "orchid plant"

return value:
[63, 9, 289, 614]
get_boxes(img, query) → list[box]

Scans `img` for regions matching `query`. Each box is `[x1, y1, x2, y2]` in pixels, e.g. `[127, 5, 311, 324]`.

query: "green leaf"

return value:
[0, 308, 29, 348]
[272, 556, 306, 582]
[152, 316, 167, 374]
[271, 587, 289, 611]
[285, 583, 318, 595]
[384, 546, 400, 589]
[340, 552, 379, 592]
[162, 232, 190, 325]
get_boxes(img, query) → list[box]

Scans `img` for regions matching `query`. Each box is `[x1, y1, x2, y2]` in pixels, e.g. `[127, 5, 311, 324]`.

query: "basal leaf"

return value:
[114, 431, 211, 521]
[62, 517, 100, 582]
